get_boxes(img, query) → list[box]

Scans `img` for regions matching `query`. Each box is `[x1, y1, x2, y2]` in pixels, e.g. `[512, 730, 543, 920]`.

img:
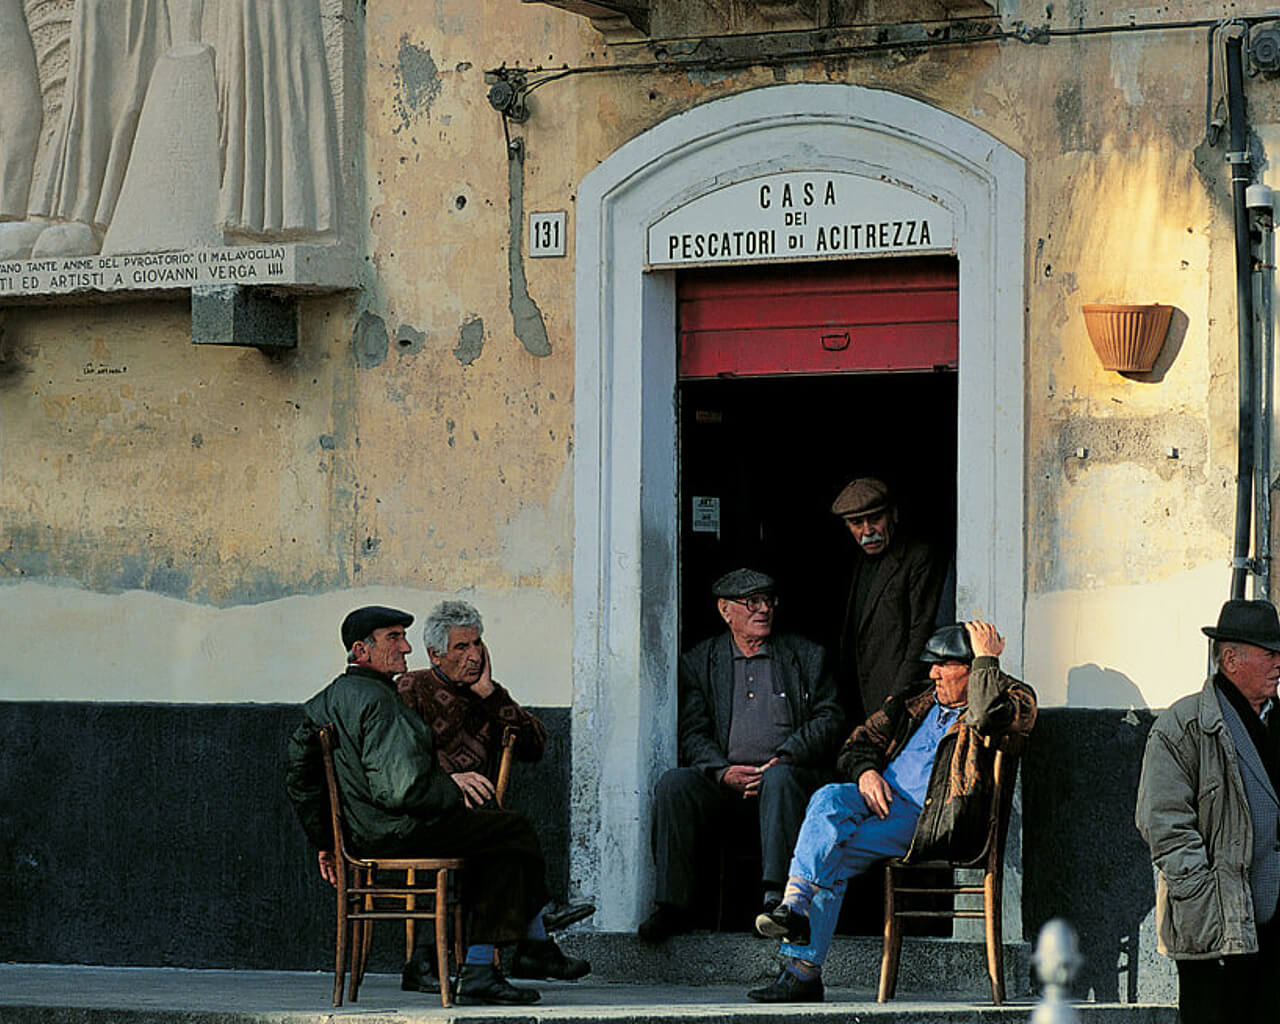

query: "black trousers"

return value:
[649, 762, 825, 909]
[1176, 917, 1279, 1024]
[371, 806, 549, 947]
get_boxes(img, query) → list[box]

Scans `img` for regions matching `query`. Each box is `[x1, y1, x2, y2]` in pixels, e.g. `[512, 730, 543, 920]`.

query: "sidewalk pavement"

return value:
[0, 964, 1176, 1024]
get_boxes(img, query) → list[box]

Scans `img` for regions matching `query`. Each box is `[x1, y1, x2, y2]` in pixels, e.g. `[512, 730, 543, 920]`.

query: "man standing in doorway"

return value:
[832, 477, 943, 722]
[1136, 599, 1280, 1024]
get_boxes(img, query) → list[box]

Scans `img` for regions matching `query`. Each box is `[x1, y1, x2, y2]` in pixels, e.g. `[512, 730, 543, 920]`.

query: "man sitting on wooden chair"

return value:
[747, 620, 1036, 1003]
[396, 600, 593, 987]
[285, 605, 586, 1006]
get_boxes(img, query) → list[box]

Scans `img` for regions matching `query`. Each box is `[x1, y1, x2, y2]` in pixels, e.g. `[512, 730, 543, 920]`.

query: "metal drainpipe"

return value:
[1225, 33, 1258, 600]
[1250, 184, 1274, 600]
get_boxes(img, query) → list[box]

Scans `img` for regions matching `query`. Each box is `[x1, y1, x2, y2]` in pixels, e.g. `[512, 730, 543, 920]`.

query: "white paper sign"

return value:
[647, 171, 953, 268]
[692, 496, 721, 535]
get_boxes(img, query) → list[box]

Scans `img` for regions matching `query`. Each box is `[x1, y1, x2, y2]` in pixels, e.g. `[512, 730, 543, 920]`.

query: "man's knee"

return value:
[654, 766, 708, 807]
[806, 782, 849, 814]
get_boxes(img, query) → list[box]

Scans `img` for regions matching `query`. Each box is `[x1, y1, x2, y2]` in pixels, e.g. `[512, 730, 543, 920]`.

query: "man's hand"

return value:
[469, 642, 496, 699]
[451, 770, 496, 807]
[965, 620, 1005, 659]
[317, 850, 338, 888]
[722, 764, 763, 798]
[858, 769, 894, 819]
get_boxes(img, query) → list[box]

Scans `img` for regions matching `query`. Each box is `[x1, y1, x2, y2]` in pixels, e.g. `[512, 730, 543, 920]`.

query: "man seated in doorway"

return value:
[748, 620, 1036, 1003]
[284, 606, 588, 1007]
[638, 568, 845, 942]
[832, 477, 944, 723]
[397, 600, 594, 941]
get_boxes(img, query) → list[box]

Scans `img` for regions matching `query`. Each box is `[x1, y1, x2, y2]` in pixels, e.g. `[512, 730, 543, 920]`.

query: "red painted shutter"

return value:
[677, 256, 958, 378]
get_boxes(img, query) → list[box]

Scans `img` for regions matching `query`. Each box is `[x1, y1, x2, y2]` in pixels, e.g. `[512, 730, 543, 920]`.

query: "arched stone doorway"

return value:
[571, 83, 1025, 931]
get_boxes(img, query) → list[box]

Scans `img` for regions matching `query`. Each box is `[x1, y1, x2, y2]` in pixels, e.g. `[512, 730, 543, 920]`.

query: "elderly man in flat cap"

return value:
[831, 477, 944, 723]
[284, 605, 587, 1006]
[638, 569, 845, 942]
[1136, 599, 1280, 1024]
[749, 620, 1036, 1002]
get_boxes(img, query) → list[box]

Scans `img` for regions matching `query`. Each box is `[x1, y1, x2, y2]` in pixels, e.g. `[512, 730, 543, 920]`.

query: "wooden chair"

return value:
[877, 733, 1026, 1005]
[318, 724, 466, 1007]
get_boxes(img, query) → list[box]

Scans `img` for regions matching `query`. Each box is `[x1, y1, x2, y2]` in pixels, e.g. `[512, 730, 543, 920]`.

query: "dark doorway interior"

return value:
[678, 371, 958, 656]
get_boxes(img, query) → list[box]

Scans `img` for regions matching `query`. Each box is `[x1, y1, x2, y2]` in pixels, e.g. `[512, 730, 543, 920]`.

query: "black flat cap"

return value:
[831, 477, 892, 518]
[920, 624, 974, 663]
[711, 568, 776, 599]
[1202, 599, 1280, 653]
[341, 605, 414, 650]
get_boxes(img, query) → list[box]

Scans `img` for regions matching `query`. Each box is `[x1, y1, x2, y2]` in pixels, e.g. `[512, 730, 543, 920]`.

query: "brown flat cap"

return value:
[831, 477, 892, 518]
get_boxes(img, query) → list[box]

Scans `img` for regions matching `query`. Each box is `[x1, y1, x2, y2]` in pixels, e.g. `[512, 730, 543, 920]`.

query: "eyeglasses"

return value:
[728, 594, 779, 612]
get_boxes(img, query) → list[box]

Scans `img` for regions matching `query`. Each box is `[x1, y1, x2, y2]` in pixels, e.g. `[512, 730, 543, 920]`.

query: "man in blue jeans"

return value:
[748, 620, 1037, 1002]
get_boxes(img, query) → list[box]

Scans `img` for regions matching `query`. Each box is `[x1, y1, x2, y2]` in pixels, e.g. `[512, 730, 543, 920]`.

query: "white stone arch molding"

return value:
[571, 83, 1026, 930]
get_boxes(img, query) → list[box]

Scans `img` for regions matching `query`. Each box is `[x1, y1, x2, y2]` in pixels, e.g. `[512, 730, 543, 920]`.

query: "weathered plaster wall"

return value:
[0, 2, 1271, 708]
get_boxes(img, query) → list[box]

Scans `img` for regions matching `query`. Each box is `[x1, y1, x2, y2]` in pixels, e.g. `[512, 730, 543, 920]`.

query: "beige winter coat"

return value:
[1135, 679, 1259, 959]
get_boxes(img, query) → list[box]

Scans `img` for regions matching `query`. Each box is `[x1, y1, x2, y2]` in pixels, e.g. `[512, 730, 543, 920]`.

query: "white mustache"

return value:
[858, 532, 885, 548]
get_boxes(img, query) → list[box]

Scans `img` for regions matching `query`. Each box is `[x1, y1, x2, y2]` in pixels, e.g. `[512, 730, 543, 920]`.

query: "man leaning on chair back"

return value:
[284, 605, 588, 1006]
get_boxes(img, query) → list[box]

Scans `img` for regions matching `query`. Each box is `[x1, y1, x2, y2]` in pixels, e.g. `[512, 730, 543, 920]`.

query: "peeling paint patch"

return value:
[393, 37, 441, 134]
[319, 434, 337, 451]
[352, 311, 389, 369]
[396, 324, 426, 355]
[455, 317, 485, 365]
[506, 145, 551, 357]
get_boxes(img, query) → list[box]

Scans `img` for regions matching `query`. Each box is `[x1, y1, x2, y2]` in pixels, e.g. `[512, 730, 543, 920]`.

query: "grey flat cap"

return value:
[831, 477, 892, 518]
[920, 624, 974, 663]
[711, 568, 776, 599]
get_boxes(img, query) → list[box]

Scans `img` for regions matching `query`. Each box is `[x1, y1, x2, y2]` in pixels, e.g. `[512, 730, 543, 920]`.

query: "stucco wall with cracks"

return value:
[1, 0, 1279, 714]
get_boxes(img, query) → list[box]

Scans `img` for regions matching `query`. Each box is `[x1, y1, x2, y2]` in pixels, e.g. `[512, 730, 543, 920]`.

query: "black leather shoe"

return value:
[457, 962, 540, 1005]
[400, 958, 441, 994]
[637, 904, 691, 943]
[754, 903, 811, 945]
[747, 967, 825, 1003]
[510, 937, 591, 981]
[542, 901, 596, 932]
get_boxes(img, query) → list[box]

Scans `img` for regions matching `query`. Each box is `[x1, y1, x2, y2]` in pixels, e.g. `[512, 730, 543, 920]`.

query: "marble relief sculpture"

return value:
[0, 0, 341, 261]
[0, 0, 43, 222]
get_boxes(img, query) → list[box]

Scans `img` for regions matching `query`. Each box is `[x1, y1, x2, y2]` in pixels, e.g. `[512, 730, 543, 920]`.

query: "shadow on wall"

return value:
[1119, 306, 1187, 385]
[1066, 663, 1149, 709]
[1022, 684, 1158, 1003]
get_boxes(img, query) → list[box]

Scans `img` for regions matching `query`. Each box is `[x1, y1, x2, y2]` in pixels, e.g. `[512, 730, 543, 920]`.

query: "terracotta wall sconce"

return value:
[1081, 303, 1174, 373]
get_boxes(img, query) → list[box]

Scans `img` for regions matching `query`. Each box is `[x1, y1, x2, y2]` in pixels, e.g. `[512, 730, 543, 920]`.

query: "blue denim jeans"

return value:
[779, 780, 921, 966]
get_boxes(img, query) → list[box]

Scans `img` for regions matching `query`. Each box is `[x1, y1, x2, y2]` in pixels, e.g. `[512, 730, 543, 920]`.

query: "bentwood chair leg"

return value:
[333, 896, 348, 1007]
[877, 865, 902, 1002]
[436, 868, 453, 1008]
[985, 869, 1004, 1005]
[405, 868, 417, 963]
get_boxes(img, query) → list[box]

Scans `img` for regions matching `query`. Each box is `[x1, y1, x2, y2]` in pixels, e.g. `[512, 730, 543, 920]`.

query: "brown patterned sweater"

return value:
[396, 667, 547, 779]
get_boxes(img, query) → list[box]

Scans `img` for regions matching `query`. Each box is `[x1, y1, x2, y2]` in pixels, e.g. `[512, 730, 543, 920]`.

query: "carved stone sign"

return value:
[0, 0, 356, 300]
[646, 171, 954, 268]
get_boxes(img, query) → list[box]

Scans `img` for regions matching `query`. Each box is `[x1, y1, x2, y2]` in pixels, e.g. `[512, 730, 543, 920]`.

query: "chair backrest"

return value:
[963, 731, 1026, 870]
[318, 724, 353, 883]
[494, 725, 519, 808]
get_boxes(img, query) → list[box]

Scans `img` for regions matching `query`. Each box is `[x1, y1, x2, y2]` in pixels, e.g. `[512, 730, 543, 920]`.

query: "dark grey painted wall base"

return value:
[0, 701, 568, 971]
[1, 702, 1169, 997]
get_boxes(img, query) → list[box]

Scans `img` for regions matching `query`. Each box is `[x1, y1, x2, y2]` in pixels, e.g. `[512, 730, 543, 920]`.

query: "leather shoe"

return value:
[638, 904, 691, 943]
[458, 962, 540, 1005]
[754, 903, 811, 945]
[747, 966, 825, 1003]
[542, 900, 596, 932]
[510, 937, 591, 980]
[400, 958, 441, 994]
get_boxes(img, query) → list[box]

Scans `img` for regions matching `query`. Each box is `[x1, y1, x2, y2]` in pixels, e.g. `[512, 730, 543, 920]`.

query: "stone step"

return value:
[555, 931, 1034, 997]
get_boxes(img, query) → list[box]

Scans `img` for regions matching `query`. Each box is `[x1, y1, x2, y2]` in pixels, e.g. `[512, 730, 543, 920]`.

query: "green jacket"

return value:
[284, 665, 463, 853]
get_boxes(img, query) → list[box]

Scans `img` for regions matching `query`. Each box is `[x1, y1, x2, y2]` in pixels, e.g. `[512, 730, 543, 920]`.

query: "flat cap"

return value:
[711, 568, 776, 599]
[920, 624, 974, 663]
[831, 477, 892, 518]
[341, 605, 414, 650]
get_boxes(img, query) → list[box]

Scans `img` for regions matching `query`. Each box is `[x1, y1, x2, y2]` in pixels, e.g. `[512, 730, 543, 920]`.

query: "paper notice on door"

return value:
[692, 496, 721, 538]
